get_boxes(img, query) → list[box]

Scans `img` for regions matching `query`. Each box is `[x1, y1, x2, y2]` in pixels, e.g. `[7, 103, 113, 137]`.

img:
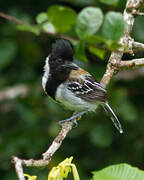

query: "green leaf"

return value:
[36, 12, 49, 24]
[75, 7, 103, 39]
[72, 41, 88, 62]
[88, 46, 106, 59]
[16, 24, 40, 35]
[92, 164, 144, 180]
[47, 5, 77, 33]
[42, 22, 56, 33]
[85, 35, 106, 45]
[0, 40, 17, 70]
[101, 12, 125, 41]
[99, 0, 119, 5]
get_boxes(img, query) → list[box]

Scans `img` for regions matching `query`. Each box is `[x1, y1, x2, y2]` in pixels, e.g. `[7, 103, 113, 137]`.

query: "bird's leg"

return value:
[73, 111, 82, 121]
[59, 110, 88, 128]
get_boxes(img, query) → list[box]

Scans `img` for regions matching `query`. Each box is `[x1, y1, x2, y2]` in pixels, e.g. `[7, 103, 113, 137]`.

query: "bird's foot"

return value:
[59, 118, 78, 128]
[59, 110, 88, 128]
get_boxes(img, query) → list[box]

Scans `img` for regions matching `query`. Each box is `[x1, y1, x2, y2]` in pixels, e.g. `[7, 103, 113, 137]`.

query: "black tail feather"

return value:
[103, 103, 123, 134]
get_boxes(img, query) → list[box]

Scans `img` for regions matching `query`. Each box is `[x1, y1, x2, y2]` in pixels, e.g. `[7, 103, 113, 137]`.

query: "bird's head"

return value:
[48, 39, 78, 73]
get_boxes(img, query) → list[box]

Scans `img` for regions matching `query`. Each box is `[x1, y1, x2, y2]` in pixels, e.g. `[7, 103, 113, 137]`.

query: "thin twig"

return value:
[132, 10, 144, 16]
[12, 156, 25, 180]
[0, 12, 24, 25]
[11, 122, 73, 168]
[119, 58, 144, 69]
[0, 12, 77, 42]
[133, 41, 144, 51]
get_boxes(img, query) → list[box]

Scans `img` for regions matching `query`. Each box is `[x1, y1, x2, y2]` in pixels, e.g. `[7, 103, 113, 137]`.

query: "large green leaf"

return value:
[99, 0, 119, 5]
[35, 12, 56, 33]
[85, 35, 106, 45]
[75, 7, 103, 39]
[88, 46, 106, 59]
[36, 12, 49, 24]
[92, 164, 144, 180]
[101, 12, 125, 42]
[47, 5, 77, 33]
[42, 22, 56, 33]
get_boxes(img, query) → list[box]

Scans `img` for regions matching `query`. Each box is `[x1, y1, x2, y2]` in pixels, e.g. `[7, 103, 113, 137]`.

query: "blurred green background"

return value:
[1, 0, 144, 179]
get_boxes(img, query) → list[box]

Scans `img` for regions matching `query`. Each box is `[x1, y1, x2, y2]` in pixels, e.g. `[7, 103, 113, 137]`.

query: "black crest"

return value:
[51, 39, 74, 61]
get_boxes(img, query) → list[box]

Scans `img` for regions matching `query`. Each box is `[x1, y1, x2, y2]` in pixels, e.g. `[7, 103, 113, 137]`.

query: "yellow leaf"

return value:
[48, 157, 80, 180]
[59, 157, 73, 167]
[48, 167, 60, 179]
[71, 164, 80, 180]
[24, 174, 37, 180]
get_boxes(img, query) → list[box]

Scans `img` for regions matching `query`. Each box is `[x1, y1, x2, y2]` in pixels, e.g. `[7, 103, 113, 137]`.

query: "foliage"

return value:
[17, 4, 126, 60]
[25, 161, 144, 180]
[1, 0, 144, 179]
[99, 0, 119, 5]
[48, 157, 79, 180]
[101, 12, 125, 42]
[75, 7, 103, 39]
[92, 163, 144, 180]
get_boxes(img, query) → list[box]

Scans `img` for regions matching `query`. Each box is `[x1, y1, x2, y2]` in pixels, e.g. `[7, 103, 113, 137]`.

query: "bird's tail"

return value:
[103, 103, 123, 134]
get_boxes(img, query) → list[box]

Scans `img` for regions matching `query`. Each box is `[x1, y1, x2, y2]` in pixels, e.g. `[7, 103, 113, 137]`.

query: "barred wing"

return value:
[67, 75, 108, 103]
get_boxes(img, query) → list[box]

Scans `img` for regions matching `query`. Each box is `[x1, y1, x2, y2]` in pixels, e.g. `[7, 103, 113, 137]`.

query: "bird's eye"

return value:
[57, 58, 63, 64]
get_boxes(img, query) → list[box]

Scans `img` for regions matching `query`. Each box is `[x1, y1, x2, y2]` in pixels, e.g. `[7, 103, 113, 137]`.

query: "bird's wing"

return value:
[67, 74, 108, 103]
[68, 70, 123, 133]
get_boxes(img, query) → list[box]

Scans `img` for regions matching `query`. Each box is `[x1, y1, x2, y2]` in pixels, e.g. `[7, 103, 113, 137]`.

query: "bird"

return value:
[42, 39, 123, 134]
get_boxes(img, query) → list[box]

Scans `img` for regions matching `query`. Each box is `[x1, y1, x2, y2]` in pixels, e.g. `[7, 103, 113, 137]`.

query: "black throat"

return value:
[45, 69, 70, 99]
[45, 39, 74, 99]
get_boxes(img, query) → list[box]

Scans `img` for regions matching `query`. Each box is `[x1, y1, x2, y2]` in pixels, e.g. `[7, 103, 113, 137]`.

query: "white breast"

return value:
[42, 56, 50, 91]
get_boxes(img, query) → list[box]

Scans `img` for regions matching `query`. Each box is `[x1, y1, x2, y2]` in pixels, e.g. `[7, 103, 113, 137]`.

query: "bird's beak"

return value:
[62, 61, 79, 70]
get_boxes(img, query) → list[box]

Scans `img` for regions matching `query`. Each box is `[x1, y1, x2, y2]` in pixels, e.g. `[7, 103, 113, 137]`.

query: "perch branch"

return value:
[42, 122, 73, 160]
